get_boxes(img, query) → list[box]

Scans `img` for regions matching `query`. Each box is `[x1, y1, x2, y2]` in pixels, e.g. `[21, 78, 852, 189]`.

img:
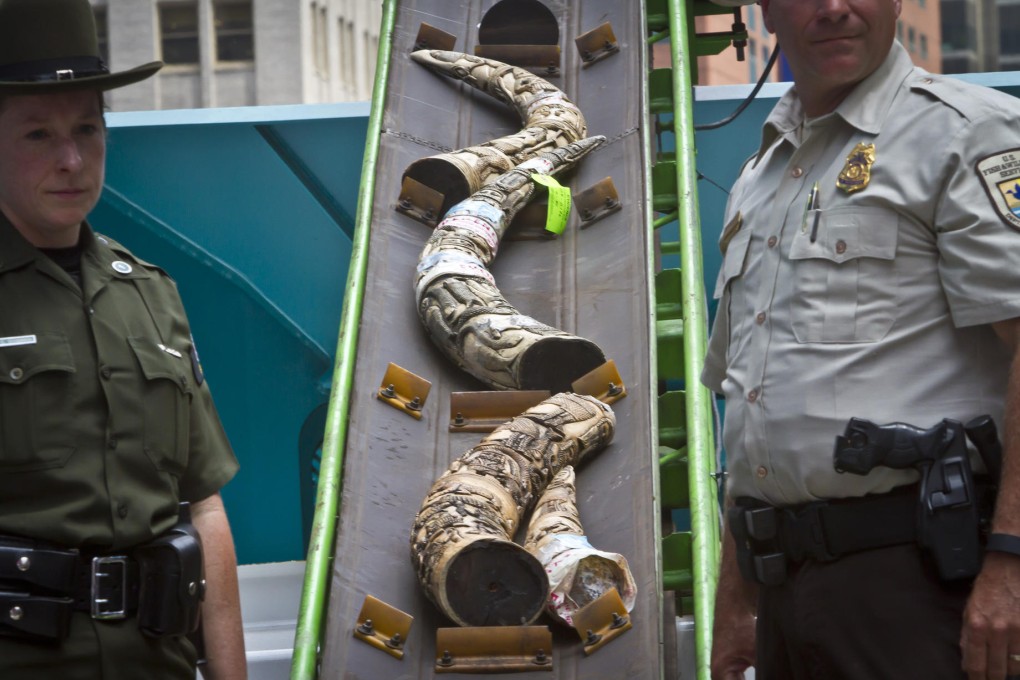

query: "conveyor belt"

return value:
[319, 2, 670, 677]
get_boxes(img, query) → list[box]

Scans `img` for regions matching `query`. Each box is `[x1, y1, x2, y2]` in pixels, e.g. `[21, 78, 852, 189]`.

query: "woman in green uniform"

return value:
[0, 0, 245, 677]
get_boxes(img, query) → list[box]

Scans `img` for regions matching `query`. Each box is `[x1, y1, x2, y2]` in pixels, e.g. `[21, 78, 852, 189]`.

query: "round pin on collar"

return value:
[111, 260, 133, 274]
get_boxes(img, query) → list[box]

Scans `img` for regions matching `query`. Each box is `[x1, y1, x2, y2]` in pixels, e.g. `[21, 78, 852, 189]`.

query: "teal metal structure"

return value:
[92, 103, 369, 565]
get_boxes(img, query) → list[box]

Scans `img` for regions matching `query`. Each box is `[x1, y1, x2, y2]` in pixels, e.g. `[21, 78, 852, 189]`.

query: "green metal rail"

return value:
[649, 1, 725, 679]
[289, 1, 397, 677]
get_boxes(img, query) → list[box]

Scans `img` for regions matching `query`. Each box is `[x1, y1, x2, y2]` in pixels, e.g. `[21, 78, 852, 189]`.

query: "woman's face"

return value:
[0, 89, 105, 247]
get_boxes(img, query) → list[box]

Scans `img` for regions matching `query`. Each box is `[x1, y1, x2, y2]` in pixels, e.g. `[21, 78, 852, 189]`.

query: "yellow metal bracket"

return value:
[571, 359, 627, 405]
[575, 177, 622, 228]
[571, 588, 632, 656]
[449, 390, 551, 432]
[413, 22, 457, 52]
[434, 625, 553, 673]
[475, 45, 560, 77]
[376, 362, 432, 419]
[352, 595, 414, 660]
[575, 22, 619, 67]
[397, 175, 445, 227]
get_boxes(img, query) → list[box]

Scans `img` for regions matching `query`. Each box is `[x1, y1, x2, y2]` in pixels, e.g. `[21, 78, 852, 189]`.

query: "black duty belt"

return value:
[730, 485, 918, 586]
[0, 543, 142, 640]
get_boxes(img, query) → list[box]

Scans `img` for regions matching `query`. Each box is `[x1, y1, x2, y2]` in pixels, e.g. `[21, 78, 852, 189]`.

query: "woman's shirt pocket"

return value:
[788, 207, 899, 344]
[128, 337, 192, 476]
[0, 332, 77, 471]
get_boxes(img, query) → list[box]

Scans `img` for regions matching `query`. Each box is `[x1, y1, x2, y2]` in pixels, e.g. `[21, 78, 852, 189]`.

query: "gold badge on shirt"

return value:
[836, 142, 876, 194]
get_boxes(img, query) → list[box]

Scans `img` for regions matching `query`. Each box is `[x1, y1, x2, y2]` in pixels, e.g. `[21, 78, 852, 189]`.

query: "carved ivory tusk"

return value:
[523, 465, 637, 626]
[410, 393, 615, 627]
[414, 136, 607, 391]
[405, 49, 588, 216]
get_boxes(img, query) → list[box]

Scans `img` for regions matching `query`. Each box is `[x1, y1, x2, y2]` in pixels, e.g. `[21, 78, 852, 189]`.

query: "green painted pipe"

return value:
[289, 1, 398, 677]
[668, 2, 722, 679]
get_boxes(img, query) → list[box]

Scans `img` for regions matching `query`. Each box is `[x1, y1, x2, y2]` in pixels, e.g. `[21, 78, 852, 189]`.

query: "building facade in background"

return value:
[91, 0, 380, 111]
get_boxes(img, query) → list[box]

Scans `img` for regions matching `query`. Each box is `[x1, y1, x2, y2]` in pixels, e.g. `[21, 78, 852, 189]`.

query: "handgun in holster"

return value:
[135, 502, 205, 638]
[833, 416, 1001, 581]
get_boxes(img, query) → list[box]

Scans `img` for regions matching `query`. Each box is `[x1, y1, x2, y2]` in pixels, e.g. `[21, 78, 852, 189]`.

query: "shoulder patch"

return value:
[976, 149, 1020, 232]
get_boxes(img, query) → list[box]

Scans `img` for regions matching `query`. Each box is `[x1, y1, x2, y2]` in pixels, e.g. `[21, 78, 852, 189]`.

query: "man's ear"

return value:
[760, 0, 774, 34]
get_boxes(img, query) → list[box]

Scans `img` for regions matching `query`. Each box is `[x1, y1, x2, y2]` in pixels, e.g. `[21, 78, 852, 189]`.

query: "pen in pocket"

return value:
[808, 181, 821, 243]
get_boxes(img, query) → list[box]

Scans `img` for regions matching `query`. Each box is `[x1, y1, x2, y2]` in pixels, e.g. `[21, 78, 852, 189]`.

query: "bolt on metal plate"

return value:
[575, 22, 619, 67]
[352, 594, 414, 660]
[571, 359, 627, 405]
[435, 625, 553, 673]
[396, 175, 445, 228]
[376, 362, 432, 420]
[474, 44, 561, 77]
[448, 390, 552, 432]
[575, 177, 622, 228]
[572, 587, 632, 656]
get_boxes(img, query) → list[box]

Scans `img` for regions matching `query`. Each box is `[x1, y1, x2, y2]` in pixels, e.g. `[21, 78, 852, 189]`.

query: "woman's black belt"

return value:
[0, 540, 143, 639]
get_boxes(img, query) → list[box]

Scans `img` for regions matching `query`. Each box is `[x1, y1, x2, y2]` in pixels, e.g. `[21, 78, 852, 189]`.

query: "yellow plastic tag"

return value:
[530, 174, 571, 235]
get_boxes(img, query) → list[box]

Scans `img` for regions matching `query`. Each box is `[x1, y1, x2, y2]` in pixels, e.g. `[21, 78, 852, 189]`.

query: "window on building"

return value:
[214, 0, 254, 62]
[159, 2, 199, 65]
[1002, 4, 1020, 55]
[941, 0, 968, 52]
[896, 20, 903, 43]
[748, 38, 758, 80]
[319, 6, 329, 77]
[345, 21, 355, 87]
[93, 6, 110, 66]
[908, 26, 916, 53]
[920, 34, 928, 61]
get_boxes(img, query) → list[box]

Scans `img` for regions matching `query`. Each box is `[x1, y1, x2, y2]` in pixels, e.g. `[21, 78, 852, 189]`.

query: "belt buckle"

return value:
[91, 555, 128, 620]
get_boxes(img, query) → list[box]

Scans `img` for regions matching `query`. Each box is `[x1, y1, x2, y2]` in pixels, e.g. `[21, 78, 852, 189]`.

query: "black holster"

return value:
[135, 504, 205, 638]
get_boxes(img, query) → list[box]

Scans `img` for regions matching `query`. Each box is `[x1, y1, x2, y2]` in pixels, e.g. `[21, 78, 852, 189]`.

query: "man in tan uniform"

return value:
[705, 1, 1020, 679]
[0, 0, 245, 677]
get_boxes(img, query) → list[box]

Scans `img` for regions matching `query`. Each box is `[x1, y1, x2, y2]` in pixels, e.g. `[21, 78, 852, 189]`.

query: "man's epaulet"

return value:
[909, 72, 1012, 123]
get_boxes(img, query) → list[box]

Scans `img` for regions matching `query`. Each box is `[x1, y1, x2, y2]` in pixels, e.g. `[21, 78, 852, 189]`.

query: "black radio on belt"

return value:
[833, 416, 1001, 581]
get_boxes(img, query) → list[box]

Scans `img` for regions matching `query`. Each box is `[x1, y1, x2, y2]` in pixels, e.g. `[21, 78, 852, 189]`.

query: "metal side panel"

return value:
[321, 2, 665, 678]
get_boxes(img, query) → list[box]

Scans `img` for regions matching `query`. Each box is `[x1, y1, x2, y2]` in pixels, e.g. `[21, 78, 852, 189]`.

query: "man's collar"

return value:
[754, 41, 916, 162]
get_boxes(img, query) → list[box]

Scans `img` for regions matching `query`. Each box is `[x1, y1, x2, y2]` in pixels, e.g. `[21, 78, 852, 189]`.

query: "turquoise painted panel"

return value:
[89, 105, 369, 564]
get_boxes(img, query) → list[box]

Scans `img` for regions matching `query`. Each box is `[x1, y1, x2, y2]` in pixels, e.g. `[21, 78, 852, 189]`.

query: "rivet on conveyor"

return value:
[380, 384, 396, 399]
[407, 396, 422, 411]
[585, 629, 602, 646]
[453, 412, 465, 427]
[356, 619, 374, 635]
[610, 612, 628, 629]
[607, 382, 623, 397]
[385, 633, 403, 650]
[439, 650, 454, 667]
[533, 648, 550, 665]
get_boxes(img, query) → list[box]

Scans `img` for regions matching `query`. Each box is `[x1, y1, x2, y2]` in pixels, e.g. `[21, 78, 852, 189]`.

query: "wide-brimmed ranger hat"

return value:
[0, 0, 162, 94]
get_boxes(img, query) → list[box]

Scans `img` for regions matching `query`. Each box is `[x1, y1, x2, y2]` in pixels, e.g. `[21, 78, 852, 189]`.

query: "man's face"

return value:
[0, 90, 106, 248]
[763, 0, 901, 105]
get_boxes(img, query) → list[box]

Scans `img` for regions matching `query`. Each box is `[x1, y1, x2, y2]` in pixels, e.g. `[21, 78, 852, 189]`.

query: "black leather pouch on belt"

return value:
[135, 504, 205, 638]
